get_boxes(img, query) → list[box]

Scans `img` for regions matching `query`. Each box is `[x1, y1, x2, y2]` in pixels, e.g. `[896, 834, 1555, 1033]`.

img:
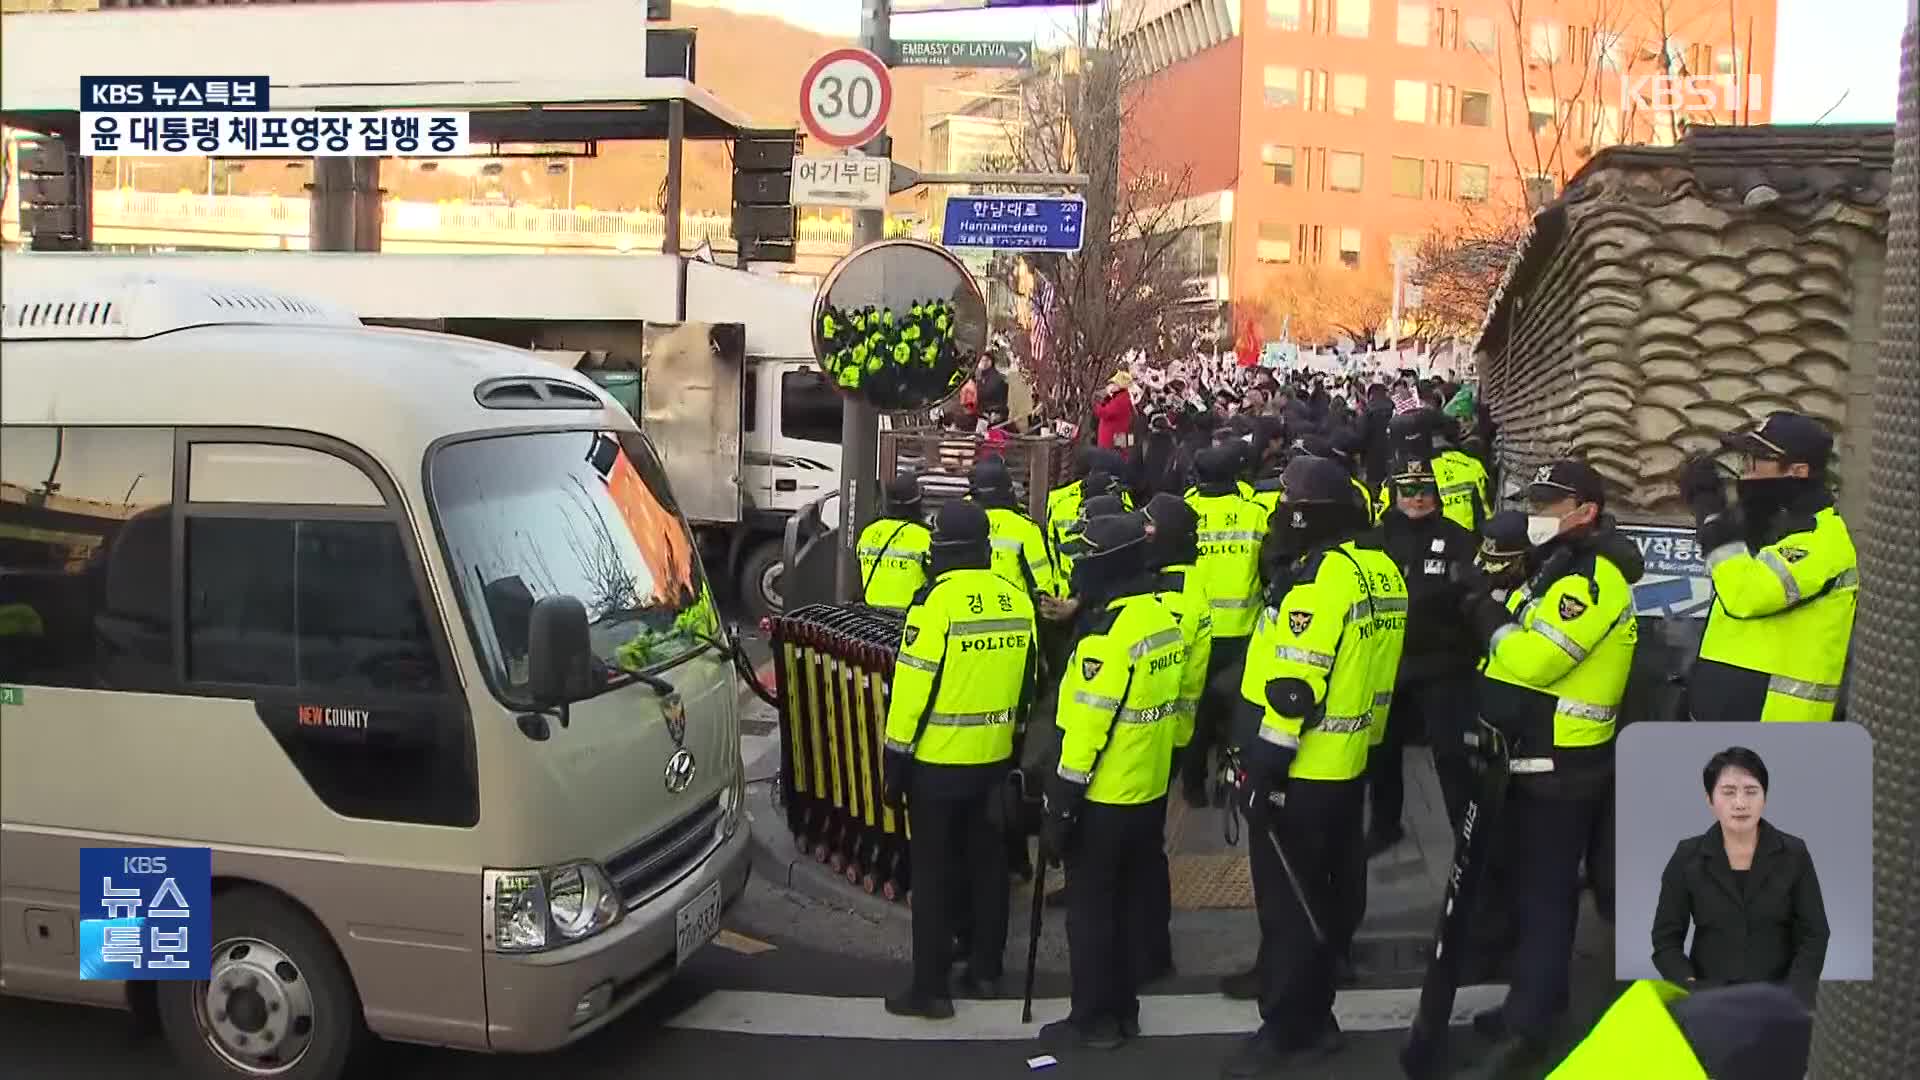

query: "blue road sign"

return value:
[942, 195, 1084, 253]
[1618, 523, 1714, 618]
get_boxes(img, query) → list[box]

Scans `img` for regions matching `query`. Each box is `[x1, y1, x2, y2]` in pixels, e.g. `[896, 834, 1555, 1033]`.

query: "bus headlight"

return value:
[484, 862, 622, 953]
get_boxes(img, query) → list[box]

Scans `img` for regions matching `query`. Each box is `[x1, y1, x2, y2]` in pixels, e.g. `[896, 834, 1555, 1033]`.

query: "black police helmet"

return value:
[1194, 444, 1241, 483]
[969, 457, 1014, 496]
[1082, 493, 1130, 521]
[1083, 469, 1122, 500]
[1087, 448, 1126, 477]
[1330, 427, 1366, 458]
[1281, 456, 1352, 504]
[930, 499, 991, 547]
[1291, 434, 1335, 460]
[884, 473, 923, 511]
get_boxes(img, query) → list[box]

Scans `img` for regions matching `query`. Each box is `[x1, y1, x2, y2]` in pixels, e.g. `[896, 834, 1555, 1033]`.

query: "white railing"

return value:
[23, 190, 920, 249]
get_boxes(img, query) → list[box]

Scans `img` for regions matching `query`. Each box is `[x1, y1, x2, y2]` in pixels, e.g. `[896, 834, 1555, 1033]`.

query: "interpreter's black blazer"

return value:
[1651, 819, 1829, 1006]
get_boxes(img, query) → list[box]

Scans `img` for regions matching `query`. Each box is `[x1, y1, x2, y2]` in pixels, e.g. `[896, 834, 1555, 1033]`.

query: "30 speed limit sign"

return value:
[799, 48, 892, 150]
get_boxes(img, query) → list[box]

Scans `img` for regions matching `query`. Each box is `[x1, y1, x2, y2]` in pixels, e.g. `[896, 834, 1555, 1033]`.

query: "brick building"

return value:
[1119, 0, 1778, 331]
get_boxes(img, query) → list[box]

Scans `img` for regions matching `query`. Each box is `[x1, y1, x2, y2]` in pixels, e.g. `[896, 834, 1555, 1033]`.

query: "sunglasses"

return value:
[1395, 484, 1439, 498]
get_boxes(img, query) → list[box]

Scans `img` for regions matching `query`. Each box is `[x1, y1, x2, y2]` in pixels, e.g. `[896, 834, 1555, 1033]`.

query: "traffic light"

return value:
[732, 128, 798, 266]
[17, 138, 89, 252]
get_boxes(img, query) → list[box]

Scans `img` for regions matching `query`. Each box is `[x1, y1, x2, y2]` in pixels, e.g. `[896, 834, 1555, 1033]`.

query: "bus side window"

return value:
[0, 426, 177, 692]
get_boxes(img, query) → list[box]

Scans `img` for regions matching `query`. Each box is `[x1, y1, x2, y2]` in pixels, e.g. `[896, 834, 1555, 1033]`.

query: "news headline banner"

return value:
[79, 846, 212, 981]
[81, 76, 271, 113]
[83, 112, 470, 157]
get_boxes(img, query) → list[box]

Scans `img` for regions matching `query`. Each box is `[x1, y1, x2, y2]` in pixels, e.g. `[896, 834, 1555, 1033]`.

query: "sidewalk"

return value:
[739, 681, 1458, 981]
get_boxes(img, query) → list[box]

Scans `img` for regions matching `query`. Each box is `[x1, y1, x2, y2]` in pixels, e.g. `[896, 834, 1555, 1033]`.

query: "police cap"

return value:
[1527, 459, 1606, 508]
[1390, 455, 1439, 488]
[1077, 511, 1150, 562]
[1481, 509, 1531, 558]
[1087, 448, 1127, 477]
[1721, 410, 1834, 467]
[930, 499, 991, 546]
[1143, 492, 1197, 537]
[1330, 427, 1366, 458]
[1281, 456, 1351, 504]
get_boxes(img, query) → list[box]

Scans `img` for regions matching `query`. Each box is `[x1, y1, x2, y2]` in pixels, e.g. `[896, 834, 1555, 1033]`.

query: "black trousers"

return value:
[1369, 673, 1480, 834]
[1251, 778, 1365, 1046]
[1065, 798, 1165, 1026]
[908, 776, 1010, 998]
[1183, 635, 1251, 790]
[1146, 764, 1175, 977]
[1498, 782, 1604, 1038]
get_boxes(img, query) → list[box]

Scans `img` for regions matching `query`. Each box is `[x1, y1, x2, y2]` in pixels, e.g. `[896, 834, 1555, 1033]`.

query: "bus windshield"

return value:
[429, 429, 719, 701]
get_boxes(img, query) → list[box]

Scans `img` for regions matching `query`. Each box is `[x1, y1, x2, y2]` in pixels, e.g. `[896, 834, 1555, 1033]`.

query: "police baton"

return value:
[1022, 831, 1047, 1024]
[1256, 794, 1331, 949]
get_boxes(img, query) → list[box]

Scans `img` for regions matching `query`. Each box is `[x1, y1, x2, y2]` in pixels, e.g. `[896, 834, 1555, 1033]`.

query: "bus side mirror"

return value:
[528, 595, 594, 710]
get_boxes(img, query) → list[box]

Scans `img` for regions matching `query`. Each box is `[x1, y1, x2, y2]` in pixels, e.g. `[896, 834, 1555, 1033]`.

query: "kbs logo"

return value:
[1620, 74, 1764, 116]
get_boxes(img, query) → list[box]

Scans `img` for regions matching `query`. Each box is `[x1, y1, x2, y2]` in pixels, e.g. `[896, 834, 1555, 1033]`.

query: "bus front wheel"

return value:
[156, 887, 372, 1080]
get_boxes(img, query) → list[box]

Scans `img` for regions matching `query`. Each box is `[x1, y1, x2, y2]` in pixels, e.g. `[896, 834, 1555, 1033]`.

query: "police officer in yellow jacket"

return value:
[1140, 493, 1213, 980]
[1182, 445, 1269, 804]
[969, 457, 1057, 598]
[881, 500, 1038, 1019]
[1678, 411, 1858, 722]
[1040, 512, 1185, 1051]
[1385, 409, 1489, 532]
[1549, 979, 1811, 1080]
[857, 474, 933, 611]
[1046, 450, 1129, 584]
[1457, 459, 1643, 1077]
[1224, 456, 1405, 1075]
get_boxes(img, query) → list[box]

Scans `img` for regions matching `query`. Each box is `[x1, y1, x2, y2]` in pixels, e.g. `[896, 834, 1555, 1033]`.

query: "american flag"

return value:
[1391, 385, 1422, 415]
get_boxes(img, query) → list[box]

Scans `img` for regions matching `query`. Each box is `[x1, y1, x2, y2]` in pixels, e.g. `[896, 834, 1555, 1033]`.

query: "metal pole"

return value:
[1389, 249, 1404, 353]
[836, 0, 892, 602]
[665, 99, 685, 256]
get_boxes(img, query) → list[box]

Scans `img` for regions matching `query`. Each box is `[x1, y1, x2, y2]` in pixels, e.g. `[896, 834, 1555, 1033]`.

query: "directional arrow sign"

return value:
[891, 40, 1033, 69]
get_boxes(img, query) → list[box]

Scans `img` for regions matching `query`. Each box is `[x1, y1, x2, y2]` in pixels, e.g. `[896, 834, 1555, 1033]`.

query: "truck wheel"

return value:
[737, 539, 785, 621]
[156, 887, 371, 1080]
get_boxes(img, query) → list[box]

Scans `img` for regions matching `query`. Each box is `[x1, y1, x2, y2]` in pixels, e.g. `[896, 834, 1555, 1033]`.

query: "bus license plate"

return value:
[674, 881, 722, 966]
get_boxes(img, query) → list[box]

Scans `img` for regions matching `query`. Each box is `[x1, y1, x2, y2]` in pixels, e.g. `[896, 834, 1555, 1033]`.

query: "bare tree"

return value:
[1254, 260, 1396, 347]
[1406, 200, 1535, 342]
[984, 1, 1206, 425]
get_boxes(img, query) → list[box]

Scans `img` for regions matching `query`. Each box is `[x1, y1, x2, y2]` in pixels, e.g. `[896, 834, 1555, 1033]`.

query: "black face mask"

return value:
[1736, 475, 1811, 527]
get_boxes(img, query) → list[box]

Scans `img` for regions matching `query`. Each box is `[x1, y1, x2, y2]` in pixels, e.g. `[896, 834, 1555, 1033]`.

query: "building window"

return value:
[1267, 0, 1301, 31]
[1329, 150, 1364, 192]
[1337, 228, 1362, 268]
[1464, 15, 1495, 53]
[1529, 22, 1561, 63]
[1460, 89, 1493, 127]
[1390, 157, 1426, 198]
[1458, 163, 1491, 201]
[1332, 73, 1367, 116]
[1335, 0, 1370, 38]
[1264, 65, 1301, 108]
[1257, 222, 1294, 263]
[1261, 144, 1296, 185]
[1525, 175, 1557, 209]
[1393, 80, 1428, 123]
[1396, 4, 1430, 46]
[1308, 69, 1330, 111]
[1528, 96, 1556, 135]
[1715, 47, 1742, 75]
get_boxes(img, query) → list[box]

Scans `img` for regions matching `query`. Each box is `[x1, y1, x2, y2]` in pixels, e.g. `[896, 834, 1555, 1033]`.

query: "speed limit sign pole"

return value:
[804, 5, 895, 601]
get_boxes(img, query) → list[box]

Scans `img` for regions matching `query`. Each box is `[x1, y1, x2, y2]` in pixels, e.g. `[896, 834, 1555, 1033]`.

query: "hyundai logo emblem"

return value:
[664, 749, 698, 794]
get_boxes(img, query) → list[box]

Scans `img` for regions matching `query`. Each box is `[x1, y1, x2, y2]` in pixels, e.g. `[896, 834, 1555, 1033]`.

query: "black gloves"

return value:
[1041, 772, 1087, 857]
[1680, 455, 1728, 520]
[1236, 736, 1296, 826]
[1696, 502, 1746, 556]
[882, 746, 913, 810]
[1463, 588, 1517, 644]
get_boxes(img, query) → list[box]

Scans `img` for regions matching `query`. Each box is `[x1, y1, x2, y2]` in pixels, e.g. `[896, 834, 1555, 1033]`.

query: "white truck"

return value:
[1, 251, 842, 618]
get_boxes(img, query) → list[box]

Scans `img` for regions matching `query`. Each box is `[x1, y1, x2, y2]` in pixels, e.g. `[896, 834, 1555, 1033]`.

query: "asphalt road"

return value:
[0, 871, 1624, 1080]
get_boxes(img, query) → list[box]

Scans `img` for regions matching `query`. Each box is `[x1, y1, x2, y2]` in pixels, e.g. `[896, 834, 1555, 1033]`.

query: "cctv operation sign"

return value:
[799, 48, 892, 150]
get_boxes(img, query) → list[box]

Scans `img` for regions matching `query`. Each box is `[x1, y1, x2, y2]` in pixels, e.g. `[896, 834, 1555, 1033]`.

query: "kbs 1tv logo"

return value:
[79, 76, 469, 158]
[1620, 73, 1766, 117]
[79, 847, 213, 981]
